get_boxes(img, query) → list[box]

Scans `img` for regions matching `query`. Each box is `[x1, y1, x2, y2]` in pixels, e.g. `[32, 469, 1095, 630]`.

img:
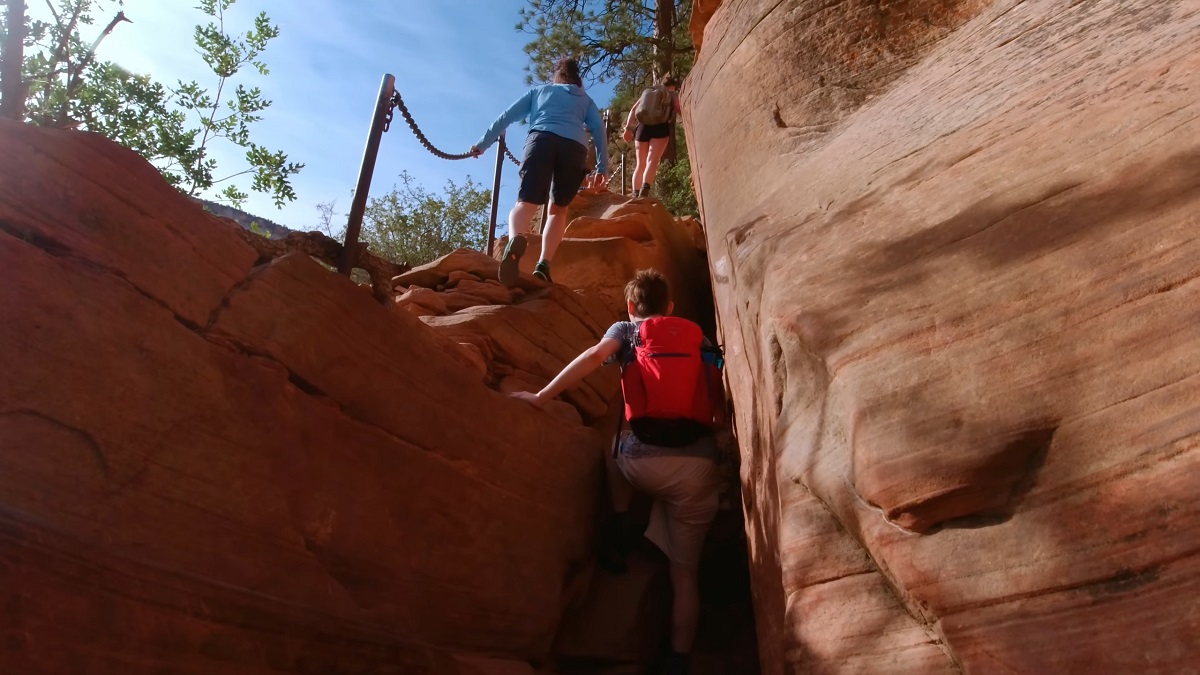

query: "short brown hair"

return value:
[553, 58, 582, 86]
[625, 269, 671, 317]
[659, 74, 678, 88]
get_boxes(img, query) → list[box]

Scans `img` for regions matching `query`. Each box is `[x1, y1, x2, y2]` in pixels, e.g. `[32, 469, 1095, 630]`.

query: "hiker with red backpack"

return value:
[622, 74, 682, 199]
[511, 269, 723, 675]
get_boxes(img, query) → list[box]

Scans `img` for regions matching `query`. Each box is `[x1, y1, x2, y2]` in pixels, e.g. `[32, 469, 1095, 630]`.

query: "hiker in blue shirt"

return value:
[470, 58, 608, 286]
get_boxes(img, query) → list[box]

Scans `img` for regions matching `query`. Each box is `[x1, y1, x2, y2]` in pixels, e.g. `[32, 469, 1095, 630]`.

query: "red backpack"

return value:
[619, 316, 725, 447]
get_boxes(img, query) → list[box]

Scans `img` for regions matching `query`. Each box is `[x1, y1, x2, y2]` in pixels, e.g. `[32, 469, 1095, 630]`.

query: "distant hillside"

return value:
[196, 199, 294, 240]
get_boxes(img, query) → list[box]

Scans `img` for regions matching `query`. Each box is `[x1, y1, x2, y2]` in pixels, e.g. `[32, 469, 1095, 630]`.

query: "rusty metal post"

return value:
[339, 73, 396, 275]
[486, 133, 506, 256]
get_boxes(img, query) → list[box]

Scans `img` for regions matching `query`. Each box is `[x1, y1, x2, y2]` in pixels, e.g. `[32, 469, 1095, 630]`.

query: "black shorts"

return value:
[635, 122, 671, 142]
[518, 131, 588, 207]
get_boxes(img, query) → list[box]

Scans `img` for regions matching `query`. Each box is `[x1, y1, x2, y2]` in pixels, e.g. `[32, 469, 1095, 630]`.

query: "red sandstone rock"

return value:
[423, 287, 620, 424]
[674, 216, 706, 251]
[443, 279, 517, 311]
[457, 341, 489, 382]
[689, 0, 723, 53]
[564, 214, 655, 242]
[447, 269, 483, 287]
[685, 1, 1200, 673]
[393, 247, 502, 290]
[397, 286, 450, 315]
[0, 121, 258, 325]
[495, 198, 713, 328]
[0, 100, 742, 673]
[0, 121, 627, 672]
[552, 553, 671, 665]
[450, 654, 539, 675]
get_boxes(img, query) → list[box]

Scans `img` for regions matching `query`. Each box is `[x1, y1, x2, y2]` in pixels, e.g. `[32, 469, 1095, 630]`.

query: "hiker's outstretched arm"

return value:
[584, 102, 608, 174]
[473, 89, 534, 151]
[514, 338, 622, 408]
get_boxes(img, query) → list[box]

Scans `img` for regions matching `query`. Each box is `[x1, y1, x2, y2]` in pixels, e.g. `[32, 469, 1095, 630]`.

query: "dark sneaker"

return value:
[497, 234, 527, 287]
[533, 260, 552, 283]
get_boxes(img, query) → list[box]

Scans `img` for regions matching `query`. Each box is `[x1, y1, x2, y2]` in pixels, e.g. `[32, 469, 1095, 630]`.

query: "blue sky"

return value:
[40, 0, 616, 232]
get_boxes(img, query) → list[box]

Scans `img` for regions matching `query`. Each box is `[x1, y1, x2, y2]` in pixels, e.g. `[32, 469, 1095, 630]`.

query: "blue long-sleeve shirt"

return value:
[474, 83, 609, 174]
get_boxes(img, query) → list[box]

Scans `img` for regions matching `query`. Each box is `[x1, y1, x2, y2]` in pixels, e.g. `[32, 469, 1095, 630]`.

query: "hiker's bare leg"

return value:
[669, 560, 701, 652]
[539, 202, 570, 262]
[644, 136, 670, 186]
[508, 201, 539, 238]
[634, 141, 651, 191]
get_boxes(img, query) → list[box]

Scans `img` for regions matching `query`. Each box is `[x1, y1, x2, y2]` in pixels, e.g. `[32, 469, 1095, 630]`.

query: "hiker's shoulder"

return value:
[531, 83, 565, 96]
[604, 320, 638, 338]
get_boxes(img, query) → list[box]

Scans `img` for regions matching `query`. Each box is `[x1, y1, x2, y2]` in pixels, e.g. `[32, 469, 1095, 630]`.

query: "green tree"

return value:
[2, 0, 133, 125]
[74, 61, 196, 169]
[0, 0, 301, 209]
[173, 0, 301, 207]
[517, 0, 692, 85]
[358, 171, 493, 267]
[0, 0, 25, 119]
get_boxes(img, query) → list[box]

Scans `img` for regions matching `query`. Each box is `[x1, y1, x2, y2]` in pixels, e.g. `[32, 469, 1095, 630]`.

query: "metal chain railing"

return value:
[504, 144, 521, 166]
[340, 73, 519, 279]
[388, 91, 520, 166]
[389, 91, 474, 160]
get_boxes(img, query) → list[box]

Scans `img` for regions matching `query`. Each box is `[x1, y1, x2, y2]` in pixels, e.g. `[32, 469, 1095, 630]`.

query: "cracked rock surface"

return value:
[0, 119, 737, 674]
[0, 120, 611, 673]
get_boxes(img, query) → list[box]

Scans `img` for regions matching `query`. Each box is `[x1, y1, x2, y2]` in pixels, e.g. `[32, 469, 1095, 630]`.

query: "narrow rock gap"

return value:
[549, 215, 761, 674]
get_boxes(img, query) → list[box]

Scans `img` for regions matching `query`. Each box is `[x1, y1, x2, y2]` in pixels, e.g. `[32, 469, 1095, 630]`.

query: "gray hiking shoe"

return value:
[497, 234, 527, 287]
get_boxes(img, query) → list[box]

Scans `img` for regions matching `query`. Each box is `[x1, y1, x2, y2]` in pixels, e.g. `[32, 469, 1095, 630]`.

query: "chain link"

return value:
[382, 97, 396, 133]
[390, 92, 474, 160]
[386, 91, 523, 166]
[503, 144, 520, 166]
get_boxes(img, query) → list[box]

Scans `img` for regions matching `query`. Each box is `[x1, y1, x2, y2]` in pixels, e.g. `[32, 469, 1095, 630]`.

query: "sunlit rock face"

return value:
[684, 1, 1200, 673]
[0, 118, 735, 673]
[0, 119, 611, 673]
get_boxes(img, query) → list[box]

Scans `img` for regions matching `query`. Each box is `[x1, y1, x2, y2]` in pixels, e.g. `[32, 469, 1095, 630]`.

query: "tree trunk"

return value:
[653, 0, 675, 79]
[655, 1, 679, 164]
[0, 0, 27, 120]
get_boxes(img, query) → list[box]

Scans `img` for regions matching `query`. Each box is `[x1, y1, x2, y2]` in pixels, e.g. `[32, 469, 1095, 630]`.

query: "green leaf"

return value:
[358, 171, 493, 267]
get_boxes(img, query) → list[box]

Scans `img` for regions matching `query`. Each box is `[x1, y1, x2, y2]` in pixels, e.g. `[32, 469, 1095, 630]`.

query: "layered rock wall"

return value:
[685, 1, 1200, 673]
[0, 121, 615, 673]
[0, 118, 732, 673]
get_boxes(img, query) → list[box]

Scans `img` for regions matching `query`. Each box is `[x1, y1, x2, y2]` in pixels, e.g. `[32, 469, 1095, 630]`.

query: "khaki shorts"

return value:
[616, 451, 720, 566]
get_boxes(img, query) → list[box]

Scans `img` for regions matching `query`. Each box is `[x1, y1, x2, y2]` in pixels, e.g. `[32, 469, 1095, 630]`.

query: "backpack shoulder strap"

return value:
[611, 396, 624, 458]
